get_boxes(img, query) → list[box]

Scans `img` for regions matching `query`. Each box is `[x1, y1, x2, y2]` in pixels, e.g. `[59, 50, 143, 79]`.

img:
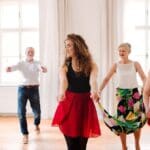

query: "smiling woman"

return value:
[98, 42, 146, 150]
[52, 33, 101, 150]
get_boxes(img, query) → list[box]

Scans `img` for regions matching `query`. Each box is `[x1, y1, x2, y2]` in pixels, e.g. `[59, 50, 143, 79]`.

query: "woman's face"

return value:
[65, 39, 75, 58]
[118, 47, 129, 59]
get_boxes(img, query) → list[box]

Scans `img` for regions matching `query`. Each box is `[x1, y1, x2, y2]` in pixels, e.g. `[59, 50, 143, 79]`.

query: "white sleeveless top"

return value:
[116, 62, 138, 89]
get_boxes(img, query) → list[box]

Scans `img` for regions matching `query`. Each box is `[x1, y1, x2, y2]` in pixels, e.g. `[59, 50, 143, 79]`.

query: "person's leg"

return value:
[17, 86, 28, 143]
[80, 137, 88, 150]
[64, 135, 81, 150]
[133, 129, 141, 150]
[18, 87, 28, 134]
[120, 133, 127, 150]
[29, 87, 41, 130]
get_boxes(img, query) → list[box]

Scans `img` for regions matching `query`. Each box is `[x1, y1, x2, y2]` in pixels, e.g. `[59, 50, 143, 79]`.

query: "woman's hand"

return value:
[6, 67, 11, 72]
[57, 93, 65, 102]
[90, 92, 100, 102]
[146, 111, 150, 118]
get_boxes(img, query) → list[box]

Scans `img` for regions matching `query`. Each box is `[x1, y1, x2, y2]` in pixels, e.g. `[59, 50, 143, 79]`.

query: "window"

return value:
[0, 0, 39, 85]
[123, 0, 150, 73]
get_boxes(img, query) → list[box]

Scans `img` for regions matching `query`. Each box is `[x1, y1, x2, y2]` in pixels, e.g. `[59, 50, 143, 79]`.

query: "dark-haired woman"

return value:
[52, 33, 101, 150]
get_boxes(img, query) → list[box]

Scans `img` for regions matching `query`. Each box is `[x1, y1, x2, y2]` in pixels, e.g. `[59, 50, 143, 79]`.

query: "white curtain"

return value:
[38, 0, 124, 118]
[39, 0, 70, 119]
[39, 0, 59, 118]
[99, 0, 123, 114]
[57, 0, 70, 64]
[60, 0, 124, 115]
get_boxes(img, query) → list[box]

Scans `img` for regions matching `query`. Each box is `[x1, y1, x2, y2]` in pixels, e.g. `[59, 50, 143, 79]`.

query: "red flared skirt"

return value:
[52, 91, 101, 138]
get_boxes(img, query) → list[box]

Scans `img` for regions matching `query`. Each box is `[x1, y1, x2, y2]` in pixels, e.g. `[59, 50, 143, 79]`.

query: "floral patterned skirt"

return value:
[99, 88, 146, 135]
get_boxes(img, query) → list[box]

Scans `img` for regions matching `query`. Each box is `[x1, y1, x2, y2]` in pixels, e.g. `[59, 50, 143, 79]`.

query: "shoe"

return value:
[35, 125, 40, 134]
[23, 134, 28, 144]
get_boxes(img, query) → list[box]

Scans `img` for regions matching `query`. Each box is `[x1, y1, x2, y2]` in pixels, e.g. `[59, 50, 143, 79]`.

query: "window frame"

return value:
[123, 0, 150, 72]
[0, 0, 39, 85]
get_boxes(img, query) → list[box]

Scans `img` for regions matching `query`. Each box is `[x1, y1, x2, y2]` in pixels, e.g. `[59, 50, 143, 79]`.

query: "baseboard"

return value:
[0, 113, 32, 117]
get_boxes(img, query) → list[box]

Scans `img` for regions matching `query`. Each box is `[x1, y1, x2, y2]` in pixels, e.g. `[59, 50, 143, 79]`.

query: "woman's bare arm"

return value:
[134, 61, 146, 85]
[89, 63, 99, 101]
[99, 63, 116, 93]
[143, 71, 150, 113]
[58, 66, 68, 101]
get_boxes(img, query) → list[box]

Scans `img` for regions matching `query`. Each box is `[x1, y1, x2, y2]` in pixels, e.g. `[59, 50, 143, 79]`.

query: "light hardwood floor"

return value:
[0, 116, 150, 150]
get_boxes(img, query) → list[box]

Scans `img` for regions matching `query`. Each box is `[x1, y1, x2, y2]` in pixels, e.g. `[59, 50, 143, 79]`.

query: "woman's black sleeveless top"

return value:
[67, 63, 90, 93]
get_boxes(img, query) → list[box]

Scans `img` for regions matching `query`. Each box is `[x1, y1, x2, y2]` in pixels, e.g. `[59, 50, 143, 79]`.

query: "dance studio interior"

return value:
[0, 0, 150, 150]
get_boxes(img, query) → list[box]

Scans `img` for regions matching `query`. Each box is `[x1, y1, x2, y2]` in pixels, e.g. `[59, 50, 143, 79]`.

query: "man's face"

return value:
[26, 47, 34, 60]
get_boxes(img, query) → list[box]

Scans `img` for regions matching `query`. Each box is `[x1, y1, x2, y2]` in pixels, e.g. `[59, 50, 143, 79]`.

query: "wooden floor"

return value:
[0, 117, 150, 150]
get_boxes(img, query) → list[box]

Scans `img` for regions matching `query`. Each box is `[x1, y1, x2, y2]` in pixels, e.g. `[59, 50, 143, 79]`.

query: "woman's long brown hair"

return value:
[64, 33, 93, 76]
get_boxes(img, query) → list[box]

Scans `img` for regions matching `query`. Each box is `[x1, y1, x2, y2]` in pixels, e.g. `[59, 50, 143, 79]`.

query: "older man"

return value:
[6, 47, 47, 144]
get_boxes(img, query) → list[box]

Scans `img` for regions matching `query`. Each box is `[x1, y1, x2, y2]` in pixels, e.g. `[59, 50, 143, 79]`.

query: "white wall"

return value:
[0, 86, 32, 114]
[0, 86, 17, 114]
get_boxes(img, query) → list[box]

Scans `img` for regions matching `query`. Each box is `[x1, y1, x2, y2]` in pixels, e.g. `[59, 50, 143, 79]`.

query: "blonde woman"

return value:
[99, 43, 146, 150]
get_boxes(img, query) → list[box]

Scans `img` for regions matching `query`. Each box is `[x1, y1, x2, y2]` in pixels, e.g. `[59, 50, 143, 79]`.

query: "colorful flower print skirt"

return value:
[98, 88, 146, 135]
